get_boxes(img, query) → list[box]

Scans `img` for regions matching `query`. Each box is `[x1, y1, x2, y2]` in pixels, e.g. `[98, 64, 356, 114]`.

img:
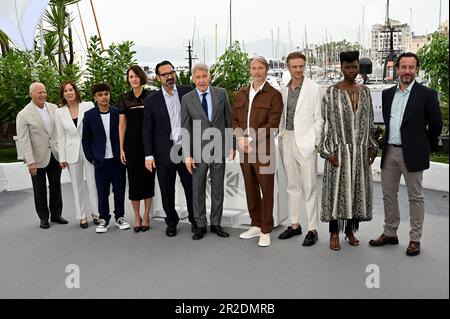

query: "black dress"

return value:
[118, 89, 155, 200]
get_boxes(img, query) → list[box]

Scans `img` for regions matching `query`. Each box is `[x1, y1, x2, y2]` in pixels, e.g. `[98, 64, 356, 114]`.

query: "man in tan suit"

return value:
[16, 82, 67, 229]
[232, 57, 283, 247]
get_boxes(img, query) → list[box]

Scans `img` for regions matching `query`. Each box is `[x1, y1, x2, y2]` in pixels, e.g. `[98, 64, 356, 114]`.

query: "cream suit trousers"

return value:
[68, 149, 98, 220]
[280, 131, 319, 231]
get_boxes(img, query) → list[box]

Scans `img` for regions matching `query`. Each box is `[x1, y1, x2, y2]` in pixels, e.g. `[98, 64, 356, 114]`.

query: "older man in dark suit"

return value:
[369, 52, 442, 256]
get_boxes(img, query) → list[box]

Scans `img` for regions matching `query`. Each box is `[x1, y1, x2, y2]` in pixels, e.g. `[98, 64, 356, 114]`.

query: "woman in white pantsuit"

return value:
[55, 81, 100, 228]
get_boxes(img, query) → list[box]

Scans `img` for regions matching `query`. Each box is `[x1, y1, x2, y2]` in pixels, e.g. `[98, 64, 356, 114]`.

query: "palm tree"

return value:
[0, 30, 10, 56]
[43, 0, 80, 73]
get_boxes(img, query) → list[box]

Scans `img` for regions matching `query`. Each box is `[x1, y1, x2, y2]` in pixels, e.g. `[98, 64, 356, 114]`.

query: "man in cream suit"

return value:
[16, 82, 67, 229]
[182, 63, 235, 240]
[278, 52, 323, 246]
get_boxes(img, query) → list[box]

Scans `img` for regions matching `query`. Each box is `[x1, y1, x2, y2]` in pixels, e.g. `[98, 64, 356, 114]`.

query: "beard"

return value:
[400, 74, 415, 85]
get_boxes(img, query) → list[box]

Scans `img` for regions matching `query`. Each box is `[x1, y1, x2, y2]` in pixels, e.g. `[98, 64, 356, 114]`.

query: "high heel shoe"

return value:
[330, 232, 340, 251]
[141, 217, 150, 232]
[345, 231, 360, 246]
[133, 217, 142, 233]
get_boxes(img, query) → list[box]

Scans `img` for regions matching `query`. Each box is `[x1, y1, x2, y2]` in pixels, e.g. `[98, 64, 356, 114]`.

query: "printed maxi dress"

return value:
[318, 85, 378, 223]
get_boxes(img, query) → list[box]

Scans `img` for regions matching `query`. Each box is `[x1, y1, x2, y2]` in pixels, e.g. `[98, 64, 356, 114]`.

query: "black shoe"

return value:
[141, 225, 150, 232]
[133, 225, 142, 233]
[165, 226, 177, 237]
[302, 230, 318, 246]
[278, 225, 302, 239]
[80, 221, 89, 229]
[92, 214, 100, 225]
[210, 225, 230, 238]
[191, 222, 198, 233]
[40, 220, 50, 229]
[50, 216, 68, 224]
[192, 227, 207, 240]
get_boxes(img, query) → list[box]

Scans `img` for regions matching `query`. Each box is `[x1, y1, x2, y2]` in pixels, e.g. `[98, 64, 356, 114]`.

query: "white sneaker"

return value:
[115, 217, 130, 230]
[258, 233, 271, 247]
[239, 226, 261, 239]
[96, 219, 109, 233]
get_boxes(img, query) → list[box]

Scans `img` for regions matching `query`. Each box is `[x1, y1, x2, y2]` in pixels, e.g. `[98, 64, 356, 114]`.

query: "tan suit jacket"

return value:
[16, 101, 59, 168]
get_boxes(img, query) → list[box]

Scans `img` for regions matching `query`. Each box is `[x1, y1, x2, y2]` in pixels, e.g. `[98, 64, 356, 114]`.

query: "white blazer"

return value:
[280, 77, 324, 159]
[16, 101, 59, 168]
[55, 101, 94, 164]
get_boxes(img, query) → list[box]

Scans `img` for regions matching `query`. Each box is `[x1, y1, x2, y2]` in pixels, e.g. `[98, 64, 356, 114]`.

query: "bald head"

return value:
[29, 82, 47, 108]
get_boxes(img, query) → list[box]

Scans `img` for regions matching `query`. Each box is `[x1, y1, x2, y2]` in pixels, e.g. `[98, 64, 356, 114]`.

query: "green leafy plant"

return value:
[417, 31, 449, 133]
[0, 49, 33, 124]
[82, 36, 136, 105]
[211, 41, 251, 105]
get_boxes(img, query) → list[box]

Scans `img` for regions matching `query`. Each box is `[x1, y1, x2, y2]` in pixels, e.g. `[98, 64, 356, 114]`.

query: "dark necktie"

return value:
[201, 92, 209, 119]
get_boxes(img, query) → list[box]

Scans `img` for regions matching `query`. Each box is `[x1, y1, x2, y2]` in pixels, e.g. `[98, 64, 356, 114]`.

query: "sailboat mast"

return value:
[76, 3, 88, 49]
[89, 0, 104, 50]
[229, 0, 232, 47]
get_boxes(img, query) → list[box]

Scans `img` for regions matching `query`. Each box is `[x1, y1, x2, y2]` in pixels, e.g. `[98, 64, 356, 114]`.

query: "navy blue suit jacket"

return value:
[381, 81, 442, 172]
[143, 85, 193, 164]
[82, 105, 121, 168]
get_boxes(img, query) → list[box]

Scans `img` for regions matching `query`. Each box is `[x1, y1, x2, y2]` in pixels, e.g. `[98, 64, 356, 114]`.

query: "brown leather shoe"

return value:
[329, 233, 340, 251]
[369, 234, 399, 246]
[345, 231, 360, 246]
[406, 241, 421, 256]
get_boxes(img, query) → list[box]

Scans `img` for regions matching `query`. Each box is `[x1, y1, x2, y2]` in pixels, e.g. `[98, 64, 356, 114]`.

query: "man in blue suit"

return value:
[369, 53, 442, 256]
[82, 83, 130, 233]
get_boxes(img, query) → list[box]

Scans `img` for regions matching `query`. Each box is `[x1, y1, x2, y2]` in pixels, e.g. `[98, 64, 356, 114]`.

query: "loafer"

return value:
[50, 216, 68, 224]
[193, 227, 207, 240]
[302, 230, 318, 246]
[165, 226, 177, 237]
[369, 234, 399, 246]
[40, 220, 50, 229]
[406, 241, 421, 256]
[210, 225, 229, 238]
[278, 226, 302, 240]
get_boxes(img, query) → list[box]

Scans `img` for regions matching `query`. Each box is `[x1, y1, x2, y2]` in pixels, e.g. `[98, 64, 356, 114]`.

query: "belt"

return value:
[389, 144, 402, 147]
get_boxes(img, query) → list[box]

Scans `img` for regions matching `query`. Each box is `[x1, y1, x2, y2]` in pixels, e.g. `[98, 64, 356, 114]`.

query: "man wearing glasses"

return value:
[143, 61, 196, 237]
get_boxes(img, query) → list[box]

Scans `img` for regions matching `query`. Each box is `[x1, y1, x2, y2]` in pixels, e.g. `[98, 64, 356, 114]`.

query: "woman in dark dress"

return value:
[119, 65, 155, 232]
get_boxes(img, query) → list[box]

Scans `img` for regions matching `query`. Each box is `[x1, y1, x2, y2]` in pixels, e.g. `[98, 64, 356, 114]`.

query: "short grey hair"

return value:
[192, 63, 210, 75]
[29, 82, 45, 94]
[250, 56, 269, 71]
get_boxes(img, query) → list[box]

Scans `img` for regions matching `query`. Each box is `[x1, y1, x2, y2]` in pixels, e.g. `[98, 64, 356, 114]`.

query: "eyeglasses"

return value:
[159, 71, 176, 78]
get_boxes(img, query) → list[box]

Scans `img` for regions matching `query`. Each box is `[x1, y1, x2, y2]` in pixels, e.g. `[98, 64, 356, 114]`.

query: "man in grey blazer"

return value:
[181, 63, 235, 240]
[16, 82, 67, 229]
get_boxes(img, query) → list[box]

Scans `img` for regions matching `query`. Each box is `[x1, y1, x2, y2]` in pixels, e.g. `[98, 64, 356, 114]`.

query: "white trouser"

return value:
[67, 150, 98, 220]
[280, 131, 319, 231]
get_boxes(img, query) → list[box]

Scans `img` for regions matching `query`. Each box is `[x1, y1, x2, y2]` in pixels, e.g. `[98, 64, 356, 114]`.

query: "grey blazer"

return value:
[181, 86, 233, 163]
[16, 101, 59, 168]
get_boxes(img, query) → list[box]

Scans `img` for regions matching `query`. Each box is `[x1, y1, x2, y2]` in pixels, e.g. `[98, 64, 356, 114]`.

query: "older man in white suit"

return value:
[16, 82, 67, 229]
[278, 52, 323, 246]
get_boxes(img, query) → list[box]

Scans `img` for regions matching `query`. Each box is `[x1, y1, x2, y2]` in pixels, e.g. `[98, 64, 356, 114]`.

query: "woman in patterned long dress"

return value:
[318, 51, 378, 251]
